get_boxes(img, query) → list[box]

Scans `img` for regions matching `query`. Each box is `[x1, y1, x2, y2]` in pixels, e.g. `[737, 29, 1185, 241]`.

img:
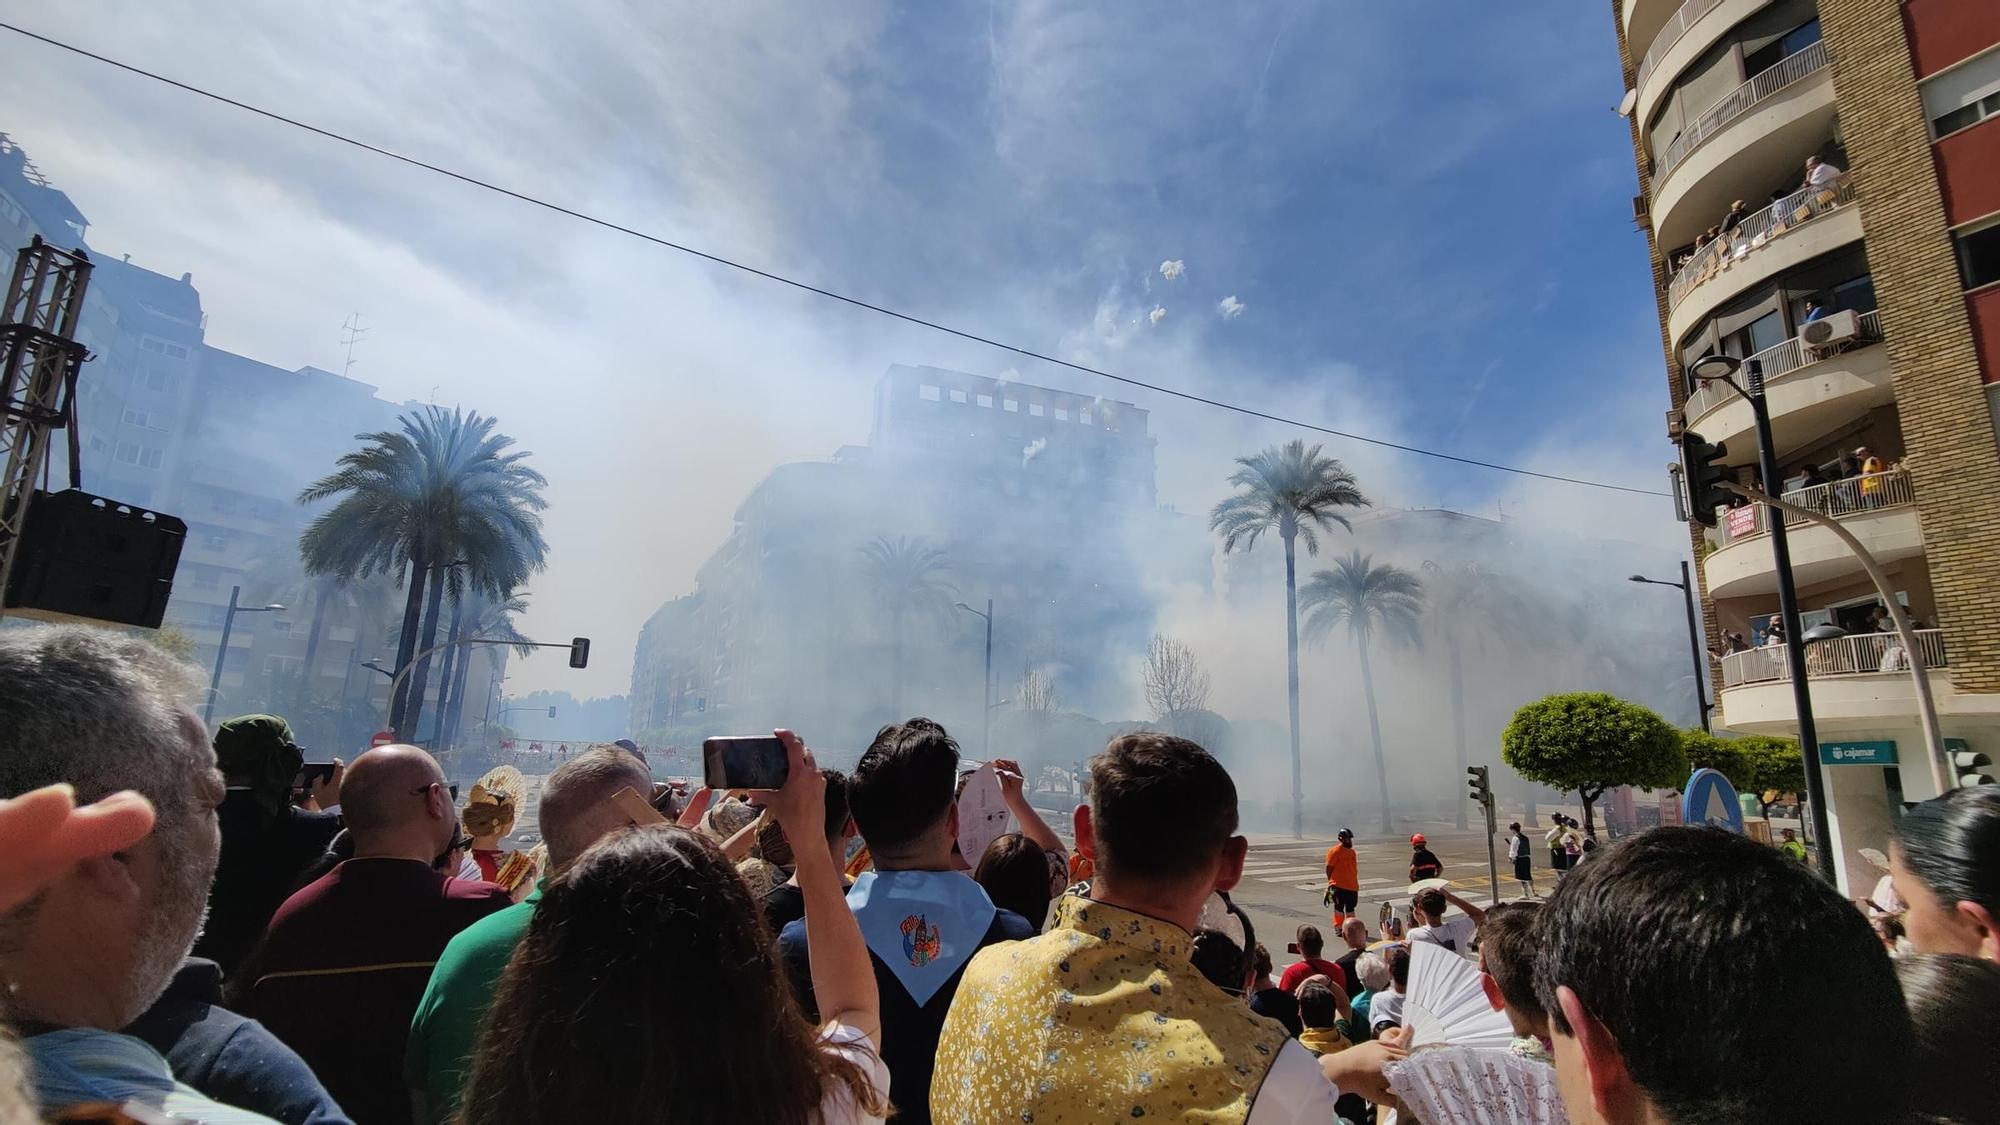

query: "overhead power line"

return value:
[1, 21, 1667, 497]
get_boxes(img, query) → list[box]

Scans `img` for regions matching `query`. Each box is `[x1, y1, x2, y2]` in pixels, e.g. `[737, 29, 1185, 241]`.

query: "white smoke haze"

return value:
[1160, 259, 1186, 281]
[1218, 295, 1246, 320]
[1148, 305, 1167, 325]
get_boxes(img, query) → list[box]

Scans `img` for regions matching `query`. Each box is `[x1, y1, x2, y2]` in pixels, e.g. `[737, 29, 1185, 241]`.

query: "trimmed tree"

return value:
[1501, 692, 1688, 834]
[1680, 729, 1756, 792]
[1738, 735, 1806, 820]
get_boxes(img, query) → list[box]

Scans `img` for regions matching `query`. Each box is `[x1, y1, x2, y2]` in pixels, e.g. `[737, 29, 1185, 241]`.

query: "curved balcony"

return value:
[1625, 0, 1680, 52]
[1685, 310, 1893, 467]
[1651, 56, 1836, 248]
[1667, 179, 1861, 344]
[1719, 630, 1953, 734]
[1635, 0, 1763, 129]
[1655, 39, 1830, 184]
[1722, 628, 1947, 688]
[1703, 470, 1924, 599]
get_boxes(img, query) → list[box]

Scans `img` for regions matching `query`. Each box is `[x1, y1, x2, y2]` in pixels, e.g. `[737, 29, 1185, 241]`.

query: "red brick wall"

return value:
[1969, 285, 2000, 386]
[1936, 116, 2000, 226]
[1904, 0, 2000, 78]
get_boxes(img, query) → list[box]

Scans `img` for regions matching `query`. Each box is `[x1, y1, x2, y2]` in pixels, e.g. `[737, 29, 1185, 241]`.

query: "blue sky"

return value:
[0, 2, 1685, 698]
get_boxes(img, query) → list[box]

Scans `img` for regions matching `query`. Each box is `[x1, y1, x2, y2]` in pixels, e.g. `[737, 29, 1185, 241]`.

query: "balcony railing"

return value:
[1714, 467, 1914, 541]
[1634, 0, 1726, 95]
[1655, 38, 1831, 185]
[1667, 175, 1858, 311]
[1684, 309, 1883, 420]
[1722, 628, 1948, 687]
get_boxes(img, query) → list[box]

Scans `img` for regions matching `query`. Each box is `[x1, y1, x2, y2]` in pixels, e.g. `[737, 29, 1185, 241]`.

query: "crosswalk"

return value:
[1240, 844, 1508, 897]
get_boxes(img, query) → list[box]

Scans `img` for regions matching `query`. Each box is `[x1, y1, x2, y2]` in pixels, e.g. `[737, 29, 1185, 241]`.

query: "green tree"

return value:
[1210, 440, 1369, 837]
[1738, 734, 1806, 819]
[298, 406, 548, 736]
[859, 536, 958, 719]
[1501, 692, 1688, 834]
[1301, 552, 1424, 833]
[1680, 729, 1754, 792]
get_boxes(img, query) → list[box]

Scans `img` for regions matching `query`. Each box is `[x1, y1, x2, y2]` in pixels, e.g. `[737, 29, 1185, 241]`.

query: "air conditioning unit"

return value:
[1801, 309, 1860, 348]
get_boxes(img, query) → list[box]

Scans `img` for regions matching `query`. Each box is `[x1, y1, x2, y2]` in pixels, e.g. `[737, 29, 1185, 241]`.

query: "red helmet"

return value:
[1410, 833, 1427, 846]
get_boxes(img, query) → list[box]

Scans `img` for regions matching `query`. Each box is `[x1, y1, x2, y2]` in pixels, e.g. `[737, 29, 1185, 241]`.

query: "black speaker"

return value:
[4, 489, 186, 628]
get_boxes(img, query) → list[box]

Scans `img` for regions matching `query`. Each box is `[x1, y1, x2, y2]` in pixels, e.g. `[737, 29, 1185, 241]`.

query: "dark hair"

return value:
[1896, 953, 2000, 1124]
[1087, 731, 1237, 885]
[1296, 978, 1339, 1028]
[1386, 945, 1410, 990]
[1478, 901, 1544, 1023]
[820, 768, 851, 844]
[847, 719, 958, 853]
[1251, 942, 1275, 979]
[1190, 928, 1246, 995]
[1416, 889, 1447, 917]
[1892, 787, 2000, 919]
[974, 832, 1054, 928]
[456, 826, 884, 1124]
[1533, 827, 1910, 1123]
[1294, 924, 1324, 957]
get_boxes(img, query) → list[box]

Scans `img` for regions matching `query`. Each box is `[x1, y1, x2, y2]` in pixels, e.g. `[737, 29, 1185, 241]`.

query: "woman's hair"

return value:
[1189, 928, 1246, 995]
[1893, 788, 2000, 918]
[1895, 954, 2000, 1124]
[456, 825, 885, 1125]
[973, 832, 1054, 928]
[1355, 953, 1392, 993]
[1251, 942, 1275, 980]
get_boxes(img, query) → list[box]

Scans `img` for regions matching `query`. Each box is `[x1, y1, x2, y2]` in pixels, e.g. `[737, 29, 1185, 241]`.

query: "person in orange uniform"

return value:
[1323, 827, 1360, 928]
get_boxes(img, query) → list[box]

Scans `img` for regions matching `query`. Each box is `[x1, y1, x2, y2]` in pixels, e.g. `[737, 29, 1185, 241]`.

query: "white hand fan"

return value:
[1402, 941, 1514, 1050]
[1386, 1046, 1568, 1125]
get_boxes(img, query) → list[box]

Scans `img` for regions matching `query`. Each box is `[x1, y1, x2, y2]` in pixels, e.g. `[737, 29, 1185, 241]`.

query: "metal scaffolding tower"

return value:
[0, 237, 93, 621]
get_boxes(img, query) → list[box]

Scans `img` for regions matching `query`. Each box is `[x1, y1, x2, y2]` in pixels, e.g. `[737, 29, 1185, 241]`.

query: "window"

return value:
[122, 408, 148, 428]
[1079, 408, 1092, 424]
[919, 384, 941, 402]
[949, 388, 968, 404]
[115, 441, 140, 465]
[1829, 274, 1877, 316]
[1922, 48, 2000, 138]
[1744, 19, 1821, 79]
[140, 447, 164, 470]
[1960, 222, 2000, 290]
[139, 336, 190, 361]
[1055, 406, 1069, 421]
[1029, 403, 1044, 417]
[1003, 398, 1019, 412]
[976, 393, 994, 408]
[142, 369, 178, 393]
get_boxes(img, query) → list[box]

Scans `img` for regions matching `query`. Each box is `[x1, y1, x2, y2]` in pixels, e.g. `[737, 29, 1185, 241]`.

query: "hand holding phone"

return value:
[753, 730, 825, 857]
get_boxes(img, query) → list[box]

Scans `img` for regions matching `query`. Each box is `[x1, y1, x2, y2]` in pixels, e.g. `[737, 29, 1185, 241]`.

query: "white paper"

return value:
[955, 765, 1012, 868]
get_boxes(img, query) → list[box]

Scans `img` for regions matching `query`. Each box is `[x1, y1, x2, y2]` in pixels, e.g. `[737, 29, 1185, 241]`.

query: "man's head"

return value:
[339, 745, 454, 859]
[211, 713, 303, 815]
[1415, 888, 1447, 922]
[1296, 977, 1340, 1030]
[848, 719, 959, 863]
[1510, 821, 1521, 833]
[1340, 918, 1368, 950]
[0, 625, 220, 1029]
[1386, 945, 1410, 993]
[1075, 731, 1244, 901]
[1781, 828, 1797, 842]
[1294, 924, 1324, 959]
[1410, 833, 1427, 850]
[1805, 155, 1822, 171]
[610, 738, 648, 768]
[1337, 828, 1353, 845]
[1478, 901, 1546, 1037]
[537, 747, 654, 871]
[1534, 827, 1910, 1124]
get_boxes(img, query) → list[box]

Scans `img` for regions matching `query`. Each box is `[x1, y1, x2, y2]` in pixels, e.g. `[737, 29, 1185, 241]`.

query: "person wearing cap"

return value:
[1323, 827, 1360, 928]
[1408, 834, 1443, 883]
[193, 714, 344, 978]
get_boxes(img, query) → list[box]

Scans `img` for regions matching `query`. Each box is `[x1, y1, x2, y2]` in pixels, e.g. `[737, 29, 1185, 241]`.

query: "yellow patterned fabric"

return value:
[932, 893, 1290, 1124]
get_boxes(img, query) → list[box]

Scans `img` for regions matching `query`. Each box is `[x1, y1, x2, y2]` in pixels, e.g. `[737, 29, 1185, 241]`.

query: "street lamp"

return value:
[1629, 563, 1712, 733]
[203, 584, 285, 724]
[1688, 352, 1832, 881]
[955, 599, 994, 759]
[360, 659, 394, 680]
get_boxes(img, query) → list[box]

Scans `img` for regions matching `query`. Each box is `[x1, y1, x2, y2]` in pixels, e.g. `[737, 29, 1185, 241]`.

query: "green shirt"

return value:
[405, 887, 539, 1125]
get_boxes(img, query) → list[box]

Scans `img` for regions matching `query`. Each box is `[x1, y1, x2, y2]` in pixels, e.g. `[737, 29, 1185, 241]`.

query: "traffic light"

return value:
[568, 637, 591, 669]
[547, 705, 558, 719]
[1467, 765, 1492, 808]
[1951, 743, 1995, 789]
[1679, 430, 1730, 528]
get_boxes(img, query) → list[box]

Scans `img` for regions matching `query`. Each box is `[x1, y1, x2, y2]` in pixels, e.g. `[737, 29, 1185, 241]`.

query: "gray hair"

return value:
[538, 746, 652, 869]
[1356, 952, 1392, 993]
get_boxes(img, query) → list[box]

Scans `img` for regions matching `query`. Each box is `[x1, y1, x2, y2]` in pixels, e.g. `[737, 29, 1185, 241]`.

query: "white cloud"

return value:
[1021, 437, 1048, 466]
[1148, 305, 1167, 325]
[1217, 295, 1245, 319]
[1159, 259, 1185, 281]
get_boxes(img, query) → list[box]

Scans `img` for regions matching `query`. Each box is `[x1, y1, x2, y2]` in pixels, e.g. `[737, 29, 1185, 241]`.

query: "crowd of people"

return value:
[2, 622, 1998, 1124]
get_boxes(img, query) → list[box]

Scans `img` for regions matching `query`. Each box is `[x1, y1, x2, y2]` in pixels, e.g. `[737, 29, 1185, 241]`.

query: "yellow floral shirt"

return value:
[932, 893, 1291, 1123]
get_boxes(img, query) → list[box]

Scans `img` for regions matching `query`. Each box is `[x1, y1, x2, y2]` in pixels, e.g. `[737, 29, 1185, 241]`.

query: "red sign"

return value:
[1725, 505, 1758, 539]
[370, 730, 395, 748]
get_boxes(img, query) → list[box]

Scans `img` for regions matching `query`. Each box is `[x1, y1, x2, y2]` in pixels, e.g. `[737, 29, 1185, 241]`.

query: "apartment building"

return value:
[1613, 0, 2000, 889]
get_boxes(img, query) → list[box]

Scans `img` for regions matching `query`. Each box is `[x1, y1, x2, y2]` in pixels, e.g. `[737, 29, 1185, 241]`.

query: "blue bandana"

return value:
[847, 869, 998, 1005]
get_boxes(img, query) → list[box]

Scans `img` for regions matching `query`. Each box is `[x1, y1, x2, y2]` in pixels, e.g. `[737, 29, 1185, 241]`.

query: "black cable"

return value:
[1, 21, 1668, 497]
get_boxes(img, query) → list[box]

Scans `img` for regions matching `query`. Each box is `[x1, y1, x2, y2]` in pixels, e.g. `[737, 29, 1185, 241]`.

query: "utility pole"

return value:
[1469, 766, 1498, 905]
[339, 313, 367, 376]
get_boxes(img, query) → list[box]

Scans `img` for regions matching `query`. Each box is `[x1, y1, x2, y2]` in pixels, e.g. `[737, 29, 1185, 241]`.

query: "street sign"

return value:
[1819, 740, 1897, 766]
[1681, 767, 1745, 833]
[370, 730, 395, 748]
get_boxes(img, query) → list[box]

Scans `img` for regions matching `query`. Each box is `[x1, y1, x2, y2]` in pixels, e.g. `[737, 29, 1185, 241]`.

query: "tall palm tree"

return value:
[859, 536, 958, 719]
[436, 590, 533, 751]
[1210, 441, 1369, 837]
[298, 406, 548, 736]
[1302, 552, 1424, 833]
[1420, 561, 1526, 828]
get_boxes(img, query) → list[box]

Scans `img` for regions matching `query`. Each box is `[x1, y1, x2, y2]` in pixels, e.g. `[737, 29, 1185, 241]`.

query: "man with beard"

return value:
[0, 626, 302, 1123]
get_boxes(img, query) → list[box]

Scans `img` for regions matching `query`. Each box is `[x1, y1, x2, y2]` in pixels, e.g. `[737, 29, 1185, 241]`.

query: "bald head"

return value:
[1342, 918, 1369, 949]
[340, 745, 451, 857]
[538, 746, 652, 870]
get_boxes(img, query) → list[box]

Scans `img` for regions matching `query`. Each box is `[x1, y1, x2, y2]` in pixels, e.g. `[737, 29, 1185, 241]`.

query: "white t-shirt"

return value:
[1371, 988, 1407, 1031]
[1808, 161, 1844, 187]
[1408, 914, 1479, 954]
[1244, 1038, 1343, 1124]
[819, 1022, 893, 1125]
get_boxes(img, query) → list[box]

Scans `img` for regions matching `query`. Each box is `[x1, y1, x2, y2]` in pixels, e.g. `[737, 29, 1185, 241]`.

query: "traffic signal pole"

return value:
[1469, 766, 1499, 904]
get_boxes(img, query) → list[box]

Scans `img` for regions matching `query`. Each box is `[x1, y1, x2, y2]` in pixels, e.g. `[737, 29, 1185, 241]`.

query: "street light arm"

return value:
[1721, 481, 1948, 793]
[382, 636, 579, 734]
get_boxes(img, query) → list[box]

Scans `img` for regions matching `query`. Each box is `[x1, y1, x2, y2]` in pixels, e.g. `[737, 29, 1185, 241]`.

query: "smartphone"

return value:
[298, 763, 337, 790]
[702, 735, 789, 790]
[1286, 941, 1302, 955]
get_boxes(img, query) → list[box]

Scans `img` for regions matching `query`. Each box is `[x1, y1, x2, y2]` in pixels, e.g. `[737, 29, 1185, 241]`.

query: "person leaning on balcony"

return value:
[1857, 446, 1887, 507]
[1720, 199, 1749, 237]
[1803, 155, 1845, 191]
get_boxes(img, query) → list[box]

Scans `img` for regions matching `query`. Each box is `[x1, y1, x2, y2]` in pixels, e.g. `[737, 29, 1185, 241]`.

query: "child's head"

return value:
[1478, 900, 1548, 1037]
[1386, 945, 1410, 994]
[1296, 976, 1340, 1030]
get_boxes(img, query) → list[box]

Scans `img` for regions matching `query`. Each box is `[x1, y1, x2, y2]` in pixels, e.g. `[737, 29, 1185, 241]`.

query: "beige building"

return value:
[1613, 0, 2000, 889]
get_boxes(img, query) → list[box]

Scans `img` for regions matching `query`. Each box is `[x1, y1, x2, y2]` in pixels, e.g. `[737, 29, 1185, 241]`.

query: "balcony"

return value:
[1703, 469, 1924, 598]
[1635, 0, 1765, 129]
[1684, 310, 1892, 465]
[1656, 39, 1830, 184]
[1722, 628, 1947, 688]
[1668, 178, 1861, 343]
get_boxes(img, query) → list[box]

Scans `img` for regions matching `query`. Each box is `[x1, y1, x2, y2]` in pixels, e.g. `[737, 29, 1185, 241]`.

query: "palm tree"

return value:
[1420, 561, 1525, 828]
[298, 406, 548, 736]
[436, 590, 533, 751]
[1301, 552, 1424, 833]
[859, 536, 958, 719]
[1210, 441, 1369, 837]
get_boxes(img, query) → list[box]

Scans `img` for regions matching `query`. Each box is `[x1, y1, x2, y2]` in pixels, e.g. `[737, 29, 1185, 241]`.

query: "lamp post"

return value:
[203, 585, 285, 724]
[955, 599, 994, 759]
[1689, 354, 1832, 882]
[1629, 562, 1713, 732]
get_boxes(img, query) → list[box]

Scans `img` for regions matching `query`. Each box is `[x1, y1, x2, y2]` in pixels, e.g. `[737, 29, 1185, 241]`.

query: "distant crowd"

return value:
[2, 623, 1998, 1124]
